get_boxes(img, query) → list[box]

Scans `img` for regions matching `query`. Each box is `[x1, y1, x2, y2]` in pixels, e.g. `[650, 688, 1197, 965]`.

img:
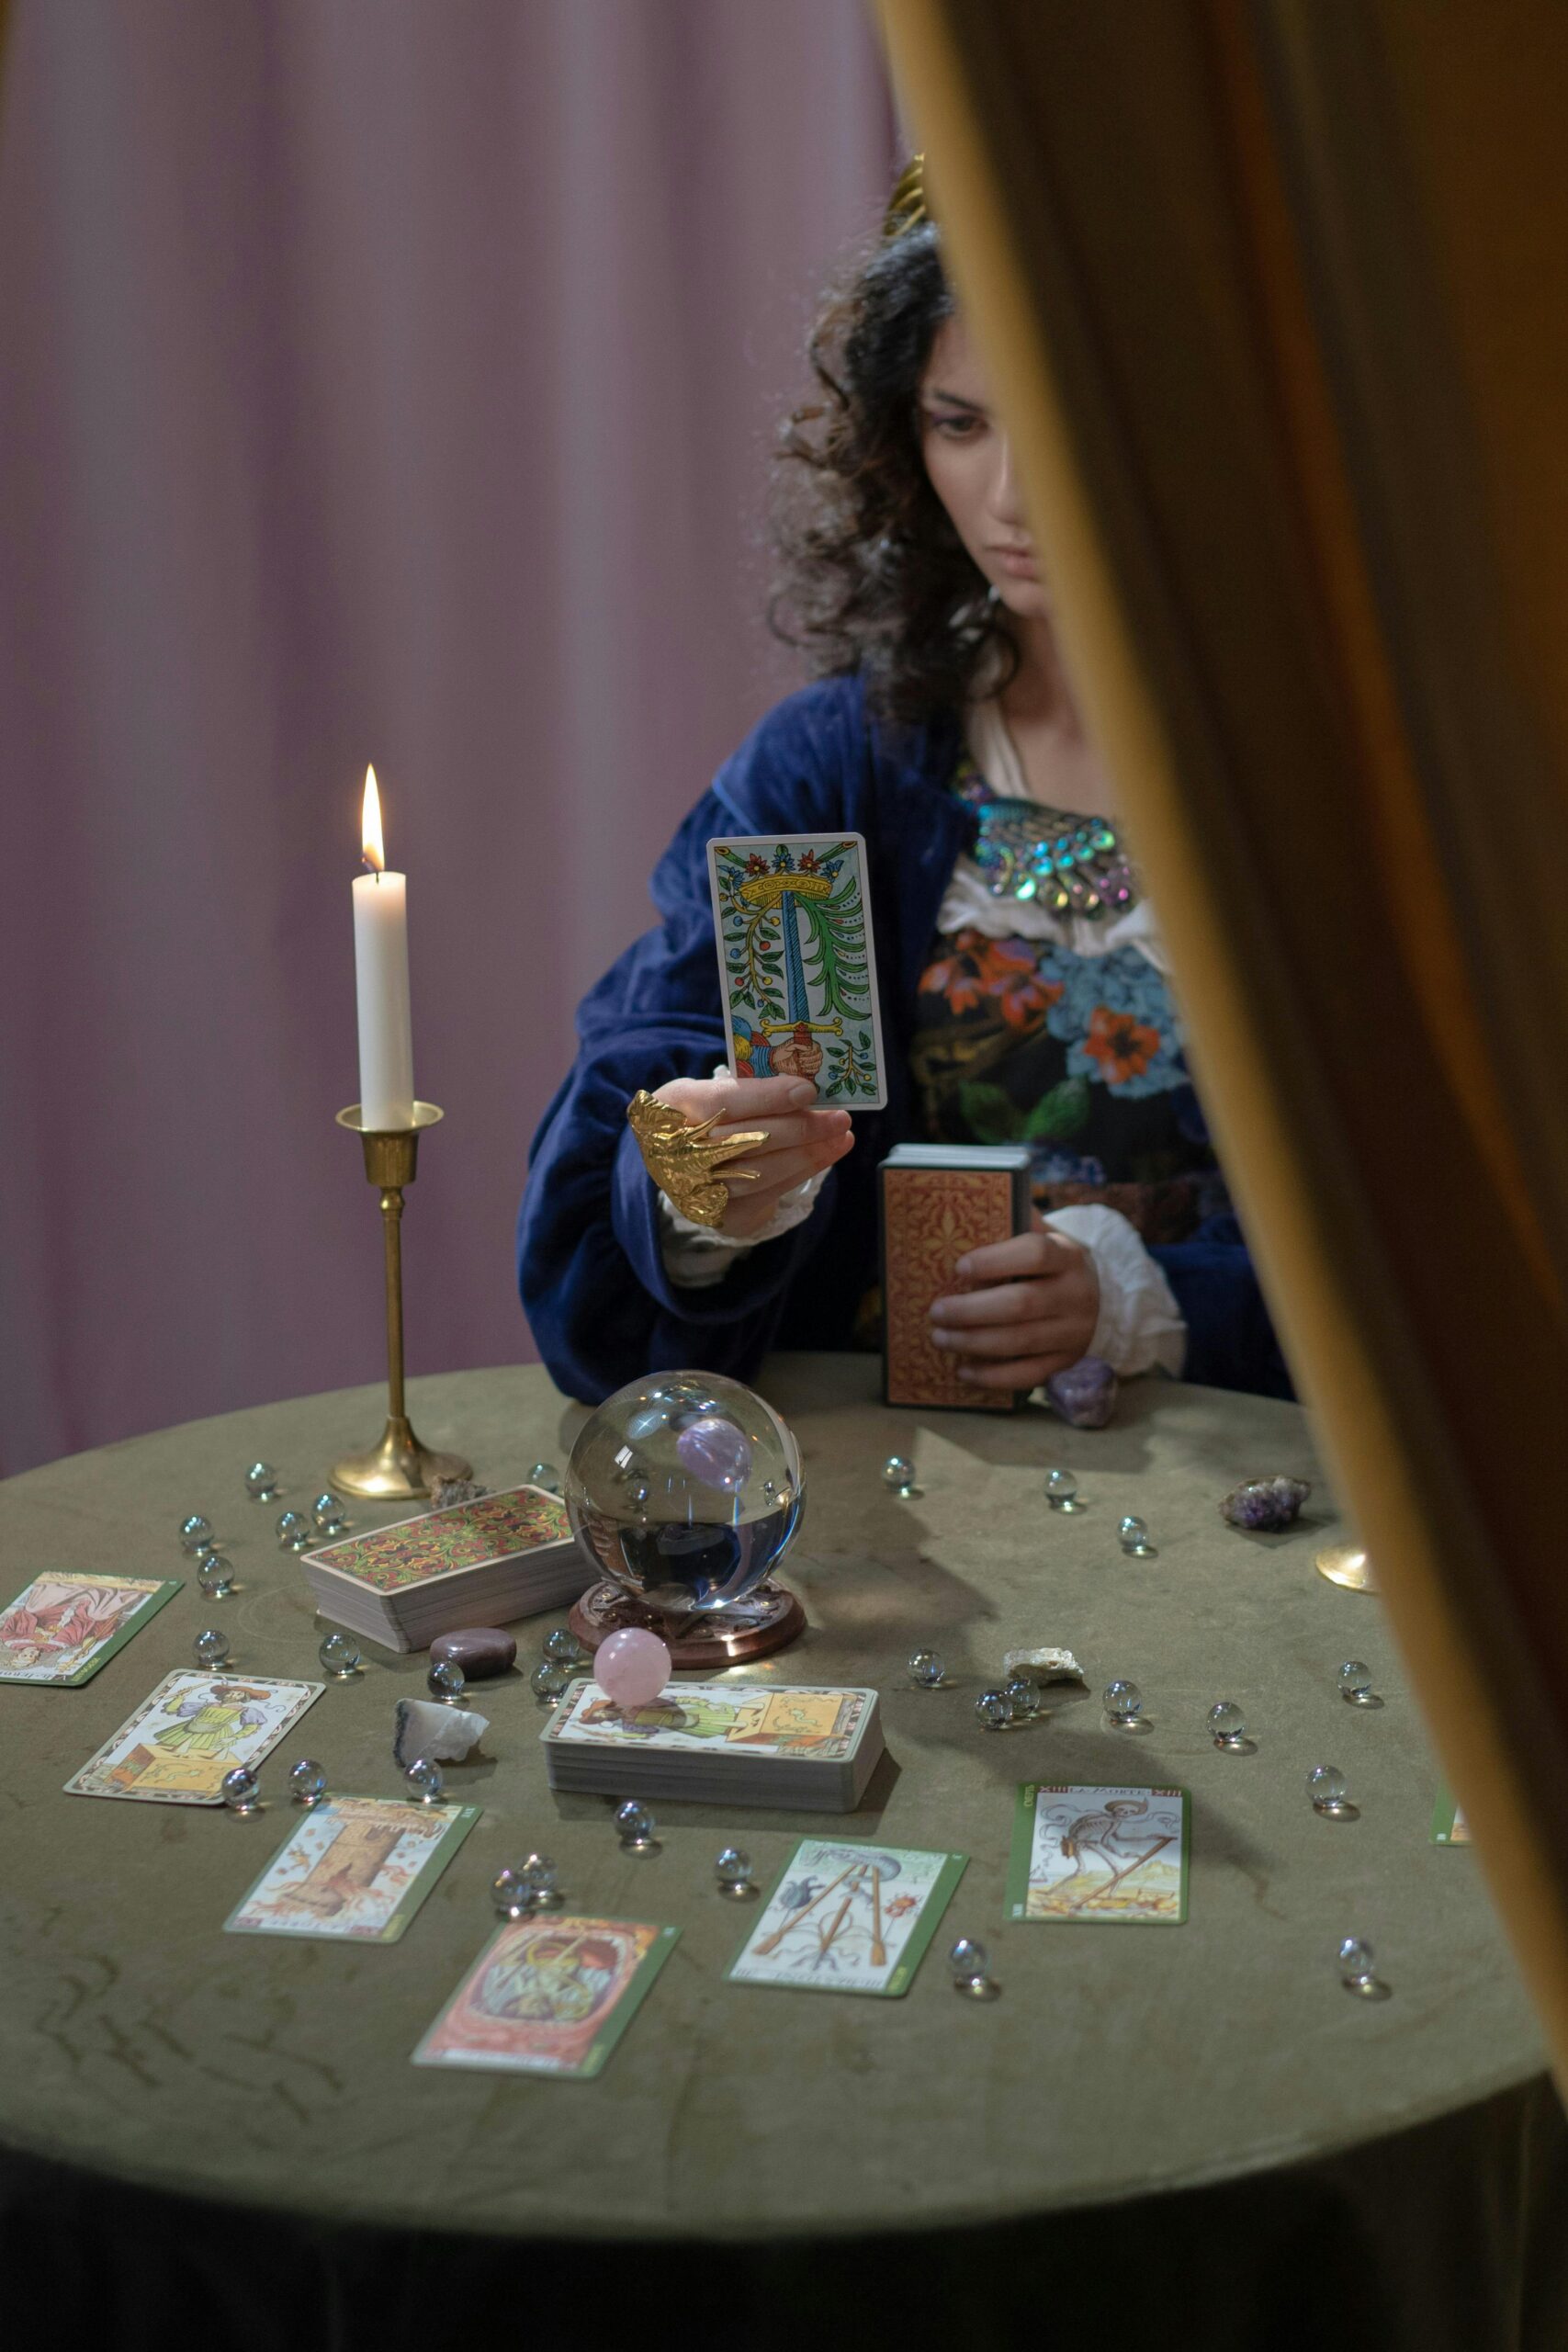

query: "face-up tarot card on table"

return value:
[0, 1570, 181, 1686]
[64, 1670, 322, 1804]
[1007, 1784, 1189, 1923]
[414, 1917, 679, 2078]
[706, 832, 886, 1107]
[728, 1838, 966, 1996]
[226, 1796, 480, 1942]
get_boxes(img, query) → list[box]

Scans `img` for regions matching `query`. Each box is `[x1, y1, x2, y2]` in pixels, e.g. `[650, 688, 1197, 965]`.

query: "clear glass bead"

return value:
[1338, 1935, 1378, 1988]
[521, 1852, 559, 1904]
[492, 1867, 530, 1917]
[244, 1462, 278, 1500]
[221, 1766, 259, 1814]
[288, 1759, 327, 1807]
[310, 1490, 347, 1535]
[276, 1510, 311, 1551]
[197, 1553, 235, 1599]
[1338, 1660, 1377, 1704]
[1044, 1468, 1084, 1510]
[427, 1658, 466, 1702]
[975, 1689, 1013, 1730]
[543, 1628, 585, 1666]
[908, 1648, 947, 1689]
[1308, 1764, 1350, 1813]
[531, 1659, 570, 1702]
[318, 1631, 361, 1679]
[526, 1461, 563, 1493]
[1103, 1678, 1143, 1725]
[1209, 1699, 1247, 1747]
[883, 1455, 917, 1497]
[1118, 1514, 1156, 1555]
[405, 1758, 444, 1804]
[950, 1936, 990, 1990]
[179, 1514, 214, 1555]
[715, 1846, 753, 1894]
[1002, 1675, 1040, 1719]
[193, 1627, 231, 1669]
[615, 1799, 657, 1849]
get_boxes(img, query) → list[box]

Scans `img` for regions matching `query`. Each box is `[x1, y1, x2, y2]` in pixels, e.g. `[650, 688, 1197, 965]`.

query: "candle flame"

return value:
[361, 765, 385, 871]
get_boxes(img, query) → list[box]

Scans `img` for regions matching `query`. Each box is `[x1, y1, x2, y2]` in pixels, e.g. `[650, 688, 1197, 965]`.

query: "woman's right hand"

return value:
[650, 1073, 855, 1237]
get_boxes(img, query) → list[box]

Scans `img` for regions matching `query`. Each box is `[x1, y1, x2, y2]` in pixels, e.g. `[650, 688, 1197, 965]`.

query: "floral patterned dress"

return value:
[909, 755, 1229, 1247]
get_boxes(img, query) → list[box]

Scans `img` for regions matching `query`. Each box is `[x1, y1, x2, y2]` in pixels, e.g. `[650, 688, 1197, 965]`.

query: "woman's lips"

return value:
[989, 546, 1040, 579]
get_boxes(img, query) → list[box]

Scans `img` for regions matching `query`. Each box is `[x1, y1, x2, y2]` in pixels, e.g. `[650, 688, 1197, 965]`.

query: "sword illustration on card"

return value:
[706, 832, 887, 1108]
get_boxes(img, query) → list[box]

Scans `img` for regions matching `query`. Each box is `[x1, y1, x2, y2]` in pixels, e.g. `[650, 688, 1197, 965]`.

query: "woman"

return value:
[518, 164, 1289, 1408]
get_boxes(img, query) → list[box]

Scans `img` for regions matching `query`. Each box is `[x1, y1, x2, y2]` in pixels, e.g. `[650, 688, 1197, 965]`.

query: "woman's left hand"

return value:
[929, 1214, 1100, 1389]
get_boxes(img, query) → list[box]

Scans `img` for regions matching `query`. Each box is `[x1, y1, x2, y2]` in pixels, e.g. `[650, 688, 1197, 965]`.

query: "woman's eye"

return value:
[925, 409, 980, 439]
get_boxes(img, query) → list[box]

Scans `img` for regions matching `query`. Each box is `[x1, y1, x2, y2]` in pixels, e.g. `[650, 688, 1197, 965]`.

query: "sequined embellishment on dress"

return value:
[953, 756, 1137, 920]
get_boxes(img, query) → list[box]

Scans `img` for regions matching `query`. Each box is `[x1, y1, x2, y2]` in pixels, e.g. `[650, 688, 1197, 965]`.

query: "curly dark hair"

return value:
[770, 220, 1016, 725]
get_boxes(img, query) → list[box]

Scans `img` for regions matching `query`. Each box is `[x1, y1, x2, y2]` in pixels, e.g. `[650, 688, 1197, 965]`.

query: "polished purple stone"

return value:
[1045, 1355, 1119, 1430]
[673, 1414, 753, 1492]
[429, 1626, 516, 1678]
[1220, 1476, 1312, 1532]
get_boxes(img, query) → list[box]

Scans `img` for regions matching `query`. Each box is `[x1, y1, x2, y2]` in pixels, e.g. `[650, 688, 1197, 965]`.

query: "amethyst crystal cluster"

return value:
[1221, 1476, 1311, 1532]
[1045, 1355, 1119, 1430]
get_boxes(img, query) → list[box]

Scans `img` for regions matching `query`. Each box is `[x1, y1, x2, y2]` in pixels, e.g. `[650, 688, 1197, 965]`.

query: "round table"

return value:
[2, 1359, 1562, 2348]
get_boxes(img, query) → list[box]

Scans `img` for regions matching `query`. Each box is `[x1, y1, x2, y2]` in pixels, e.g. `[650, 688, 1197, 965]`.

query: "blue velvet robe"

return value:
[518, 675, 1292, 1404]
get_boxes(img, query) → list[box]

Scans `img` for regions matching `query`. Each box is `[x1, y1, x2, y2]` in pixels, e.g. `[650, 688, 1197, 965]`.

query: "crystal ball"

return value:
[1338, 1660, 1377, 1704]
[427, 1659, 466, 1702]
[179, 1514, 214, 1554]
[1308, 1764, 1350, 1812]
[406, 1758, 444, 1804]
[197, 1554, 235, 1599]
[908, 1648, 947, 1689]
[221, 1766, 259, 1813]
[288, 1759, 328, 1807]
[531, 1659, 570, 1702]
[543, 1627, 585, 1666]
[1103, 1678, 1143, 1724]
[883, 1455, 916, 1496]
[615, 1799, 657, 1849]
[565, 1371, 803, 1614]
[1209, 1700, 1247, 1746]
[193, 1627, 231, 1669]
[975, 1689, 1012, 1730]
[318, 1631, 361, 1678]
[244, 1463, 278, 1499]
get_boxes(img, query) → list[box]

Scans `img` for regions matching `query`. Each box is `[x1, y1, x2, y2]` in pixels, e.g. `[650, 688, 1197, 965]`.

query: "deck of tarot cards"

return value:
[541, 1678, 886, 1811]
[300, 1486, 588, 1653]
[880, 1141, 1033, 1410]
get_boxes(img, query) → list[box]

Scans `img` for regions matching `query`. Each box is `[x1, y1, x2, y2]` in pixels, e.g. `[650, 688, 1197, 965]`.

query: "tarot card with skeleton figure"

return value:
[226, 1796, 480, 1942]
[1007, 1783, 1189, 1923]
[728, 1838, 965, 1996]
[707, 833, 886, 1108]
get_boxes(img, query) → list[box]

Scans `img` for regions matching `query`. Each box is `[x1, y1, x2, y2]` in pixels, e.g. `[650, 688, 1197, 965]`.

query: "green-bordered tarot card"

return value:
[728, 1838, 966, 1995]
[1007, 1783, 1190, 1923]
[0, 1571, 181, 1686]
[1431, 1791, 1472, 1845]
[64, 1670, 322, 1804]
[707, 832, 886, 1107]
[413, 1917, 679, 2078]
[226, 1796, 480, 1942]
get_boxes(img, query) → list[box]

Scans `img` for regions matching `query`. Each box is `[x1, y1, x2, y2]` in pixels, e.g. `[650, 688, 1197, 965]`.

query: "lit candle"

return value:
[352, 765, 415, 1129]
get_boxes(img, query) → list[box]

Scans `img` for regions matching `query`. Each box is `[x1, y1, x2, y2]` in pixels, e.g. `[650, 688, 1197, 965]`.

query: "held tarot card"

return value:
[226, 1796, 480, 1942]
[0, 1571, 181, 1686]
[64, 1670, 322, 1804]
[414, 1917, 679, 2077]
[706, 832, 886, 1108]
[728, 1838, 966, 1996]
[1007, 1784, 1189, 1923]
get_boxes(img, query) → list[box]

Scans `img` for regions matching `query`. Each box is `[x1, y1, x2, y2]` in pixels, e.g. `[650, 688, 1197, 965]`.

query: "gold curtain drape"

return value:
[874, 0, 1568, 2079]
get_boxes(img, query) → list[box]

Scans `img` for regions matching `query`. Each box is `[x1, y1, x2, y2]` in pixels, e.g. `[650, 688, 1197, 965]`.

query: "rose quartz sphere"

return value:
[593, 1626, 671, 1708]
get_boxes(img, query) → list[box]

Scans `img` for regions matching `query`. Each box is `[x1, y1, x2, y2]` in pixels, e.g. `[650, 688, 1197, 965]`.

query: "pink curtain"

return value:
[0, 0, 897, 1473]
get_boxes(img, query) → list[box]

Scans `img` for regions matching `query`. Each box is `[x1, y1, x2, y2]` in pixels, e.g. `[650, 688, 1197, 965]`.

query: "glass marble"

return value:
[715, 1846, 752, 1895]
[318, 1631, 361, 1679]
[1118, 1515, 1156, 1555]
[310, 1491, 347, 1535]
[492, 1867, 530, 1917]
[179, 1514, 214, 1555]
[427, 1659, 467, 1702]
[975, 1689, 1013, 1730]
[543, 1628, 586, 1666]
[615, 1799, 657, 1850]
[527, 1461, 564, 1493]
[197, 1554, 235, 1599]
[1338, 1660, 1378, 1705]
[566, 1373, 803, 1615]
[883, 1455, 917, 1498]
[521, 1852, 559, 1905]
[1044, 1469, 1085, 1511]
[950, 1937, 991, 1992]
[1208, 1700, 1247, 1748]
[1338, 1936, 1378, 1989]
[193, 1627, 231, 1669]
[276, 1510, 311, 1552]
[1002, 1675, 1040, 1720]
[244, 1463, 279, 1500]
[1103, 1678, 1143, 1726]
[288, 1759, 328, 1807]
[531, 1659, 570, 1702]
[405, 1758, 444, 1804]
[908, 1649, 947, 1690]
[221, 1766, 259, 1814]
[1308, 1764, 1351, 1814]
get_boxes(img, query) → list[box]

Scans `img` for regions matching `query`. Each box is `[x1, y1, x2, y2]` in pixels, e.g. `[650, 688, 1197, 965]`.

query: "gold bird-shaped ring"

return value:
[626, 1090, 771, 1229]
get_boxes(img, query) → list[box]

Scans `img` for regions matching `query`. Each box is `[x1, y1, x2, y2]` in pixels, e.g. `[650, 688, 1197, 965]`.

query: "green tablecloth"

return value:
[1, 1358, 1562, 2346]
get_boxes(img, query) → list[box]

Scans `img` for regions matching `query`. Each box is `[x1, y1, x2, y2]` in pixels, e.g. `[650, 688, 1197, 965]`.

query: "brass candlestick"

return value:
[331, 1102, 471, 1500]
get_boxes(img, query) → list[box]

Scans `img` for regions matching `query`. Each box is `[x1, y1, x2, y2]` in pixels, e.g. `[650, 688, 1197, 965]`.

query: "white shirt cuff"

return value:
[657, 1172, 829, 1289]
[1043, 1204, 1187, 1377]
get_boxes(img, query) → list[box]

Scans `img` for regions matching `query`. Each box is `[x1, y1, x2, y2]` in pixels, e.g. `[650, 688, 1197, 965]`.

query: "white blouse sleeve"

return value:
[1043, 1204, 1187, 1377]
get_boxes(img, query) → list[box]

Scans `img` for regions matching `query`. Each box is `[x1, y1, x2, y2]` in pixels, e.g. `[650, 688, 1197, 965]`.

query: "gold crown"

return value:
[882, 153, 930, 241]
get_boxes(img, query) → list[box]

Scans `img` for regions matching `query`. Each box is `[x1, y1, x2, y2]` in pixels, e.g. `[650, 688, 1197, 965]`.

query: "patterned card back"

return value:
[306, 1489, 571, 1594]
[882, 1166, 1025, 1410]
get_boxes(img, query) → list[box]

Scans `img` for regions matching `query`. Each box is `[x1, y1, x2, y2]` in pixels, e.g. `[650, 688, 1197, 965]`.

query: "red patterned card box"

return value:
[882, 1164, 1029, 1411]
